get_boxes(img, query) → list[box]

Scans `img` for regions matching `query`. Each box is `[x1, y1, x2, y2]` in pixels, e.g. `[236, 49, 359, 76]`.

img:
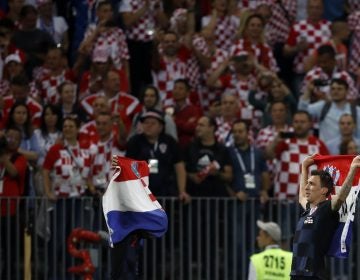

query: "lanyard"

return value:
[65, 144, 81, 169]
[150, 141, 158, 158]
[235, 146, 254, 174]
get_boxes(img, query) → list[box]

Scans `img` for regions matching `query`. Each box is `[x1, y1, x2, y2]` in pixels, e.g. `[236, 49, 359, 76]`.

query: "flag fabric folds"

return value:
[314, 155, 360, 258]
[102, 156, 168, 247]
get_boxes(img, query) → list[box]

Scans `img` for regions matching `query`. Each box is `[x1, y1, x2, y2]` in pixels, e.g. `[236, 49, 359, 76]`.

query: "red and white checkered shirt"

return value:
[347, 11, 360, 75]
[274, 136, 329, 199]
[219, 73, 263, 129]
[152, 49, 192, 107]
[201, 15, 240, 51]
[89, 136, 122, 189]
[43, 142, 91, 197]
[197, 40, 229, 112]
[80, 91, 141, 132]
[287, 19, 331, 74]
[84, 25, 130, 70]
[119, 0, 163, 42]
[303, 67, 358, 101]
[38, 69, 75, 104]
[256, 125, 293, 174]
[3, 96, 42, 128]
[230, 39, 279, 72]
[265, 0, 297, 46]
[215, 117, 234, 145]
[347, 0, 360, 10]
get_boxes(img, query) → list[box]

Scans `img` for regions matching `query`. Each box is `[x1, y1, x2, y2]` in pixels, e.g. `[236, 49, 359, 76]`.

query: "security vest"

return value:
[250, 246, 292, 280]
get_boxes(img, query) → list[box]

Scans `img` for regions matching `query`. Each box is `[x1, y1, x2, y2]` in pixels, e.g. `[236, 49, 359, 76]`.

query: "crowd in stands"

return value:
[1, 0, 360, 211]
[1, 0, 360, 278]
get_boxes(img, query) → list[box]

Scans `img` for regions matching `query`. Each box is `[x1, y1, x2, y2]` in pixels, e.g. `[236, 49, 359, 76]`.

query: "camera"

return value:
[0, 136, 8, 155]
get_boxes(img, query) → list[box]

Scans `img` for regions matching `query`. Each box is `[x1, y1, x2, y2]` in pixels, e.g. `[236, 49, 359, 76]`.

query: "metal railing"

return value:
[0, 197, 358, 280]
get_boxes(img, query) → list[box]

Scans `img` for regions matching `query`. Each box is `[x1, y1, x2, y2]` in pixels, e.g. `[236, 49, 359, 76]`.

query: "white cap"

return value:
[257, 220, 281, 242]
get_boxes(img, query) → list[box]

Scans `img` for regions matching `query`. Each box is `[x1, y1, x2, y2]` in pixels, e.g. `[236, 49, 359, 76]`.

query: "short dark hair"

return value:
[232, 119, 250, 132]
[174, 78, 191, 91]
[294, 110, 312, 121]
[331, 78, 349, 90]
[317, 44, 336, 58]
[310, 169, 334, 196]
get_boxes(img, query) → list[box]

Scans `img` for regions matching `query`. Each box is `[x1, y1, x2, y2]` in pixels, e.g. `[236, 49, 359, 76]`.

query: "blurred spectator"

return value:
[3, 74, 42, 127]
[207, 96, 222, 119]
[5, 101, 39, 163]
[0, 126, 27, 279]
[231, 13, 278, 72]
[126, 109, 189, 200]
[347, 10, 360, 89]
[57, 81, 86, 123]
[249, 74, 297, 126]
[81, 69, 141, 133]
[283, 0, 331, 97]
[229, 119, 270, 204]
[302, 45, 357, 102]
[89, 112, 124, 195]
[42, 116, 95, 276]
[298, 78, 360, 141]
[119, 0, 168, 97]
[6, 0, 25, 26]
[78, 45, 112, 100]
[36, 46, 75, 104]
[304, 21, 351, 72]
[194, 29, 229, 113]
[339, 138, 359, 155]
[167, 78, 202, 151]
[33, 103, 61, 166]
[36, 0, 69, 51]
[254, 0, 297, 48]
[152, 30, 193, 107]
[33, 103, 62, 195]
[256, 101, 293, 181]
[268, 110, 329, 200]
[128, 85, 178, 140]
[11, 5, 55, 76]
[185, 115, 232, 197]
[214, 92, 240, 146]
[0, 51, 40, 99]
[325, 113, 360, 155]
[206, 50, 263, 130]
[201, 0, 240, 51]
[79, 1, 129, 85]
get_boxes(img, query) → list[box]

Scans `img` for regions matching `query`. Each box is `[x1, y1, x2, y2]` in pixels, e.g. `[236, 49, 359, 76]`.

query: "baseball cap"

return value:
[257, 220, 281, 243]
[5, 52, 24, 64]
[140, 109, 165, 124]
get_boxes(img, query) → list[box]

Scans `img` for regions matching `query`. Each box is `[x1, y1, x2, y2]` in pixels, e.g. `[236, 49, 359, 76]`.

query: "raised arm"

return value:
[331, 155, 360, 211]
[299, 155, 316, 209]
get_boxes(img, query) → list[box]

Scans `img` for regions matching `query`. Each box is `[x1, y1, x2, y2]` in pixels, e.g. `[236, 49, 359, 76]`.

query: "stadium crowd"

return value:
[1, 0, 360, 278]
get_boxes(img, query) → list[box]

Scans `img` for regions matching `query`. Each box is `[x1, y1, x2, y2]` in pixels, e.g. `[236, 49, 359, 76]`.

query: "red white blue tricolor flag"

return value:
[314, 155, 360, 258]
[102, 156, 168, 247]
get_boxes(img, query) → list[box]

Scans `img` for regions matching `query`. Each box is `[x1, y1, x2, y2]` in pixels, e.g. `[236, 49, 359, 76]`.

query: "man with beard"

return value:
[152, 30, 193, 107]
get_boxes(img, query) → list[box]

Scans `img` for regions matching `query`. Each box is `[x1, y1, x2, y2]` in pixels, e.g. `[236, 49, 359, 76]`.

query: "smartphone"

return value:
[279, 131, 295, 138]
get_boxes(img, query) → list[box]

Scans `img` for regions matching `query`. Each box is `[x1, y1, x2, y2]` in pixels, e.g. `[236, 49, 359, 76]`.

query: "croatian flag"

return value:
[314, 155, 360, 258]
[102, 156, 168, 247]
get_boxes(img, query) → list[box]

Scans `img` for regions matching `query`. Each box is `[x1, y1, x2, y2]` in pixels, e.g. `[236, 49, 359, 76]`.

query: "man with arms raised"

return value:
[291, 154, 360, 279]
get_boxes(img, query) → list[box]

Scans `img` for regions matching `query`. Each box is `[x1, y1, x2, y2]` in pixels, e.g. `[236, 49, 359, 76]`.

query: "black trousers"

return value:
[111, 234, 140, 280]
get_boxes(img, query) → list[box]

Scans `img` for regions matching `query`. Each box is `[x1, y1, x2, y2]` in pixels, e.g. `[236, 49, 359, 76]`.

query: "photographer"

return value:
[0, 126, 28, 279]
